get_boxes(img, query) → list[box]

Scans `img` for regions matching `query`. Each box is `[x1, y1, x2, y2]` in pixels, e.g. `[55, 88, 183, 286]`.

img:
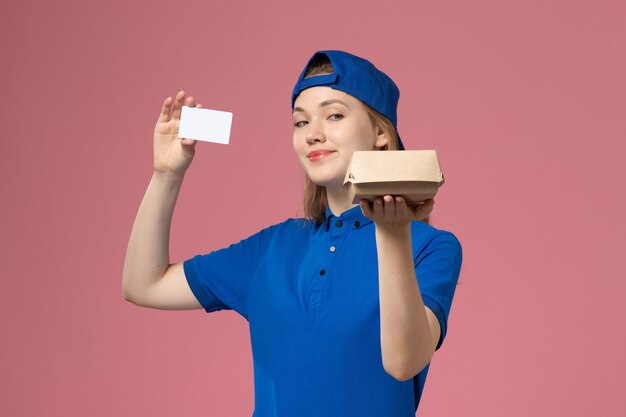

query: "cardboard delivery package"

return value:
[343, 150, 445, 204]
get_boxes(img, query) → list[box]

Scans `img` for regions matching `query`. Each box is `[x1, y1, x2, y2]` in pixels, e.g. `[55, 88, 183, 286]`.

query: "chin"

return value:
[304, 166, 340, 182]
[307, 175, 344, 189]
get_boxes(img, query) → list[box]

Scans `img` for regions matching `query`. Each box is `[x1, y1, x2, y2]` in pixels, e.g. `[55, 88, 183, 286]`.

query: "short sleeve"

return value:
[183, 224, 278, 319]
[414, 230, 463, 351]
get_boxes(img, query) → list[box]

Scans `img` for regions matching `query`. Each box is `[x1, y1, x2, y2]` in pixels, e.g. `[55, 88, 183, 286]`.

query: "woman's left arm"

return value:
[360, 195, 439, 382]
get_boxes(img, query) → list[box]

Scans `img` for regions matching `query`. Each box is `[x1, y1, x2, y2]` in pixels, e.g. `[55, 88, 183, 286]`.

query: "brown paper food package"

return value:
[343, 150, 445, 204]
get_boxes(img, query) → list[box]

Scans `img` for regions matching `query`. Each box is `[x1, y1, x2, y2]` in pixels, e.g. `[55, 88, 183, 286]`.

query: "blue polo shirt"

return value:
[183, 205, 462, 417]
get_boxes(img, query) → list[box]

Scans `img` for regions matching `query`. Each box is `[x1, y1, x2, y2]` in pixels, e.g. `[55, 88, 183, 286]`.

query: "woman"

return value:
[123, 50, 463, 416]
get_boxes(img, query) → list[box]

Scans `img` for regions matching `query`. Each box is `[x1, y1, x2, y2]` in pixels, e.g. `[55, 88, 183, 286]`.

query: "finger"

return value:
[373, 197, 384, 216]
[359, 199, 373, 218]
[418, 199, 435, 212]
[424, 198, 436, 212]
[158, 96, 173, 123]
[196, 103, 203, 108]
[395, 196, 409, 217]
[181, 138, 197, 146]
[413, 199, 434, 218]
[383, 195, 395, 218]
[170, 90, 186, 120]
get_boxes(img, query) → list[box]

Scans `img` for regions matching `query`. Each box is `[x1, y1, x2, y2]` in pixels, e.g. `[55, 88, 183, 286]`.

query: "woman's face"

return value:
[292, 87, 388, 189]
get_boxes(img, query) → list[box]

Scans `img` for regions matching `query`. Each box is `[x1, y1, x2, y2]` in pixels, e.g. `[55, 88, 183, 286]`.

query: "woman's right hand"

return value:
[153, 90, 202, 178]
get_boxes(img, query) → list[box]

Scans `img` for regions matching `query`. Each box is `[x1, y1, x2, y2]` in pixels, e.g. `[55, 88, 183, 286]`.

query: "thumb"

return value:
[181, 138, 197, 147]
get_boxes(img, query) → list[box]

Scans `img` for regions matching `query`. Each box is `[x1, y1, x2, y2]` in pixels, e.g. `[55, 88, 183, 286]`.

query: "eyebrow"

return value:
[293, 99, 350, 114]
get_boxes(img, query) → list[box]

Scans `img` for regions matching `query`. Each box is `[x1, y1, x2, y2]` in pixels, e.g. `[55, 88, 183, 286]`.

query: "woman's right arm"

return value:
[122, 91, 203, 310]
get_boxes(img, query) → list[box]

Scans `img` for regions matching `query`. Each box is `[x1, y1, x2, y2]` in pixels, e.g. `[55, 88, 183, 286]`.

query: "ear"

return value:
[374, 125, 389, 149]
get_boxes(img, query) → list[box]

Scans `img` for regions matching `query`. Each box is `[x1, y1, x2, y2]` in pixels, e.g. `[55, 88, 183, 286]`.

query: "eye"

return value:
[293, 120, 308, 128]
[328, 114, 344, 121]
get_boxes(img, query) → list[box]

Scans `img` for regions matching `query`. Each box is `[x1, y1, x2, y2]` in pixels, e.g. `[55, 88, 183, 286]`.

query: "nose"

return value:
[305, 119, 326, 145]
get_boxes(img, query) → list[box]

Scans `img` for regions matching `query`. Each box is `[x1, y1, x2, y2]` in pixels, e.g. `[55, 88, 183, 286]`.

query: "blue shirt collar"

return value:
[324, 204, 373, 232]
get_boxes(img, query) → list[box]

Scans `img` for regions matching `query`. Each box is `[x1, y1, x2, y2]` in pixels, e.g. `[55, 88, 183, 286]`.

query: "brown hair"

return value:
[299, 56, 430, 225]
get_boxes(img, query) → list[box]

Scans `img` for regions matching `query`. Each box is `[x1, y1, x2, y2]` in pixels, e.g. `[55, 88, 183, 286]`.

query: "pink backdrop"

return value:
[2, 0, 625, 416]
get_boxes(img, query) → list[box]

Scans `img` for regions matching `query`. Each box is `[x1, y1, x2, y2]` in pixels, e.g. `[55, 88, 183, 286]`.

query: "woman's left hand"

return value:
[360, 195, 435, 229]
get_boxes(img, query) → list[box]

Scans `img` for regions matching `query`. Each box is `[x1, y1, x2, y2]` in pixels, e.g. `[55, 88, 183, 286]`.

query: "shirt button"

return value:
[329, 246, 336, 253]
[320, 269, 326, 276]
[336, 220, 343, 228]
[354, 221, 360, 227]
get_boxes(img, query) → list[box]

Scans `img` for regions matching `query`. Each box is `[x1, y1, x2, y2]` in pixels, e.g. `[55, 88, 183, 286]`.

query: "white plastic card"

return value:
[179, 106, 233, 144]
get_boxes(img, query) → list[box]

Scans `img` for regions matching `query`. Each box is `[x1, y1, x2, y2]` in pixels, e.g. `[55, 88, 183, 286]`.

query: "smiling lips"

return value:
[307, 150, 336, 162]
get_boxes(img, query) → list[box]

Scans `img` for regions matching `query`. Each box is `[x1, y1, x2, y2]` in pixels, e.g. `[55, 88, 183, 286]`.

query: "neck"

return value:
[325, 185, 358, 217]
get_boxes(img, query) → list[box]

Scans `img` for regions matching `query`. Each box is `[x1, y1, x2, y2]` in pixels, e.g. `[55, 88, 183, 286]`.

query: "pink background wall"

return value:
[2, 0, 625, 416]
